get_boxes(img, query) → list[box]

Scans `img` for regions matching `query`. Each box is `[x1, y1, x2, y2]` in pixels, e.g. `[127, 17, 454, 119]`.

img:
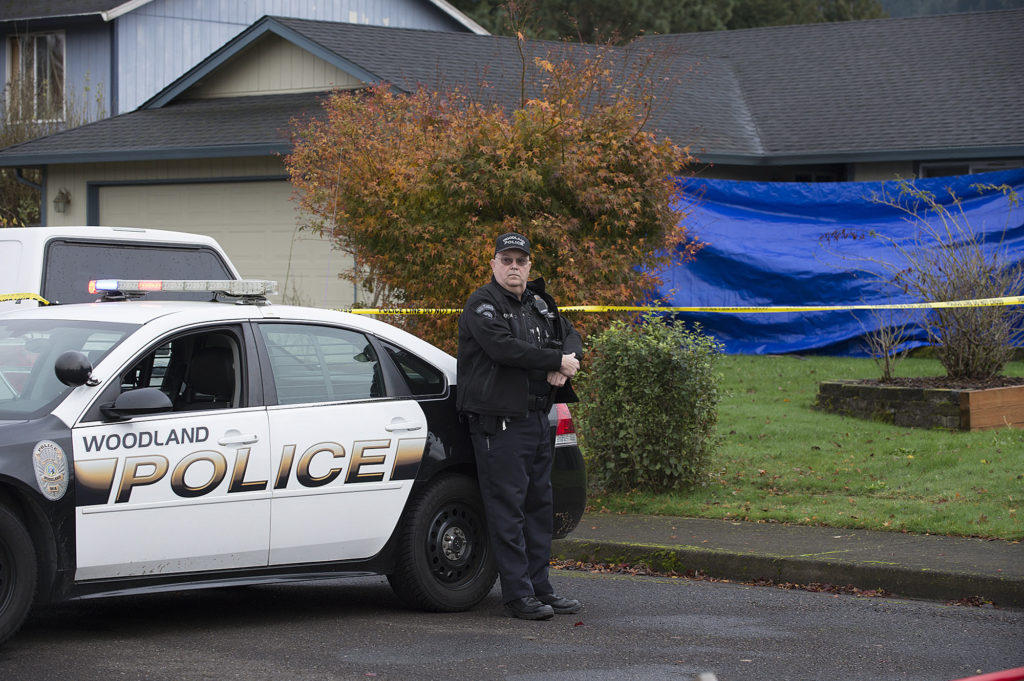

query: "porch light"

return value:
[52, 188, 71, 214]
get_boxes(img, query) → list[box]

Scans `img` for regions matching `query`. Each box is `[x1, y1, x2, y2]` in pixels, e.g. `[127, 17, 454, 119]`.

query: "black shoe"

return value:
[504, 596, 554, 620]
[537, 593, 582, 614]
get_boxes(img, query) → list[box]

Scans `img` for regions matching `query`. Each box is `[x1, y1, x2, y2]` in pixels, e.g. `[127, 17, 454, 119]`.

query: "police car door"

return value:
[72, 327, 272, 580]
[256, 322, 426, 564]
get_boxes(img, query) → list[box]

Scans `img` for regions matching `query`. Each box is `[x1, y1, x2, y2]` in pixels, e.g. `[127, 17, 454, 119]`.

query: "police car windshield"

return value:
[0, 319, 135, 420]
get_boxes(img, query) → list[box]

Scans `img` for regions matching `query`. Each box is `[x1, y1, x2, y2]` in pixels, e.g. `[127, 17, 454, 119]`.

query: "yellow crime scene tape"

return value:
[4, 290, 1018, 313]
[346, 295, 1024, 315]
[0, 293, 50, 305]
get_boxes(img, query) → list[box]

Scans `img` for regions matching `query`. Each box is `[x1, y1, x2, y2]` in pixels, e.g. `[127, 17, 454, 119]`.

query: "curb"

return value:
[551, 538, 1024, 607]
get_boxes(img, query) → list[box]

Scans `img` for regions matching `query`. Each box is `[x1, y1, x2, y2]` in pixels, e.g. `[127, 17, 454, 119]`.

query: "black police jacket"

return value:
[456, 276, 583, 418]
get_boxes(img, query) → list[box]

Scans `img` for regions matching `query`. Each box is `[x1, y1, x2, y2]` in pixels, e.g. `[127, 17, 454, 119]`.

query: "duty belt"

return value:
[528, 394, 549, 411]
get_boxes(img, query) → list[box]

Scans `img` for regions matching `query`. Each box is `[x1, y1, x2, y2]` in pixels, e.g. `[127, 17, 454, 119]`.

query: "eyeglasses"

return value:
[497, 255, 530, 267]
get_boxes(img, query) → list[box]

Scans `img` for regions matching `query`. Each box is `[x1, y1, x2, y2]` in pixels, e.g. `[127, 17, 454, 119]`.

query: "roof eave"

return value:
[102, 0, 157, 22]
[0, 12, 105, 23]
[426, 0, 489, 34]
[699, 145, 1024, 166]
[0, 1, 151, 23]
[0, 143, 292, 167]
[6, 144, 1022, 169]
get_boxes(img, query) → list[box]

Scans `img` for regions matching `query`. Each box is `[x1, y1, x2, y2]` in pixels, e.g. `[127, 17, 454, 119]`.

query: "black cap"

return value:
[495, 232, 530, 255]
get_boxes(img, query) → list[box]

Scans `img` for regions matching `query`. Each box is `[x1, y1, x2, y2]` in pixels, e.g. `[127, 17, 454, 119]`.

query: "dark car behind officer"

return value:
[457, 232, 584, 620]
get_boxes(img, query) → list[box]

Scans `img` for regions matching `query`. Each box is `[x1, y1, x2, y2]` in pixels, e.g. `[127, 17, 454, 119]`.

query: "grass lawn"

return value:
[584, 354, 1024, 540]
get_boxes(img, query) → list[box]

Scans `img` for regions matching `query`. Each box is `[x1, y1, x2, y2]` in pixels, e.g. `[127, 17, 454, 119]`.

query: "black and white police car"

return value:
[0, 279, 586, 645]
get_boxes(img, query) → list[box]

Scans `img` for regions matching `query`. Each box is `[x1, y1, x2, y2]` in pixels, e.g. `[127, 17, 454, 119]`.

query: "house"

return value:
[0, 10, 1021, 308]
[0, 0, 484, 122]
[0, 16, 566, 308]
[634, 12, 1024, 181]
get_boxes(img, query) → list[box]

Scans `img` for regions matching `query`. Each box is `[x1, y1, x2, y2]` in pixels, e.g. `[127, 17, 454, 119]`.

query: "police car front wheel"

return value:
[387, 474, 497, 612]
[0, 506, 38, 646]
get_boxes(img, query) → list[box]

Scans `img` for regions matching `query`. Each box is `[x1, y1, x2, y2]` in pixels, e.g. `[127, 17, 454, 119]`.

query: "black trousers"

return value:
[469, 410, 554, 602]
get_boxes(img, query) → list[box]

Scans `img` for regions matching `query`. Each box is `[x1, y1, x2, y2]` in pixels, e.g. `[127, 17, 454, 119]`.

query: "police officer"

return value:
[457, 232, 584, 620]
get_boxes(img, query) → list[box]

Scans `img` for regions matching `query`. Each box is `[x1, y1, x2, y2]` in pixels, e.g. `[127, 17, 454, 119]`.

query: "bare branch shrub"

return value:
[857, 305, 914, 382]
[868, 180, 1024, 380]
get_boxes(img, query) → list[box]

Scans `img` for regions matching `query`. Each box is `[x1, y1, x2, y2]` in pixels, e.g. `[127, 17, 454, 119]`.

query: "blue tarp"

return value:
[661, 169, 1024, 356]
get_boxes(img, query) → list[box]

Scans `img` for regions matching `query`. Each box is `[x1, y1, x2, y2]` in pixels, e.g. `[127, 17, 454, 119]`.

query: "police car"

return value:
[0, 279, 586, 645]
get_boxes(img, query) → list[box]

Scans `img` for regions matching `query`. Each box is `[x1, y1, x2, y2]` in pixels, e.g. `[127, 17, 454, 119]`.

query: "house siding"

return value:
[114, 0, 467, 112]
[65, 22, 112, 122]
[185, 34, 363, 99]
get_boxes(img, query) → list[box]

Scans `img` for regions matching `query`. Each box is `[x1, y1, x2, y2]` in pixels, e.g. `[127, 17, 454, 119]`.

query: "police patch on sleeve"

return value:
[33, 440, 69, 501]
[474, 303, 497, 319]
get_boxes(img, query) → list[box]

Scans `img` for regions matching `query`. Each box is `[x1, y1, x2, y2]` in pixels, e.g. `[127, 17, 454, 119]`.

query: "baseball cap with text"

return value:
[495, 232, 531, 255]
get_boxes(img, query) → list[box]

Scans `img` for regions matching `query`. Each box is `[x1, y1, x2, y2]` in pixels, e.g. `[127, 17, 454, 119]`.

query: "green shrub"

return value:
[576, 315, 723, 492]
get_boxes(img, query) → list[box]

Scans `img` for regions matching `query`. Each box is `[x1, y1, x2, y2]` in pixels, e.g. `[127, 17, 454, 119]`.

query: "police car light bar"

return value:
[88, 279, 279, 297]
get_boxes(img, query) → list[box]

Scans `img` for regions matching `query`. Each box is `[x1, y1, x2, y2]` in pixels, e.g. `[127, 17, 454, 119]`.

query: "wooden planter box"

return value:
[961, 385, 1024, 430]
[815, 381, 1024, 431]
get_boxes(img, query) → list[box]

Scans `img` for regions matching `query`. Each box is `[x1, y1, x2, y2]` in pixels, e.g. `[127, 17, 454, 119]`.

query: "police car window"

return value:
[259, 324, 382, 405]
[0, 371, 16, 400]
[121, 343, 172, 391]
[382, 342, 446, 397]
[42, 240, 233, 304]
[0, 319, 134, 419]
[121, 331, 241, 412]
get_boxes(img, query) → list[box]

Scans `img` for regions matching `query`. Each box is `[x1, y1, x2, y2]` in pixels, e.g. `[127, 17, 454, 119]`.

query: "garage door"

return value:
[98, 180, 353, 309]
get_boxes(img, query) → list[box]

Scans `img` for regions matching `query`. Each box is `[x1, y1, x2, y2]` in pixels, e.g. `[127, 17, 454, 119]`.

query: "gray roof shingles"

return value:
[637, 10, 1024, 159]
[270, 17, 763, 156]
[0, 1, 126, 21]
[1, 10, 1021, 166]
[0, 92, 323, 163]
[271, 18, 596, 109]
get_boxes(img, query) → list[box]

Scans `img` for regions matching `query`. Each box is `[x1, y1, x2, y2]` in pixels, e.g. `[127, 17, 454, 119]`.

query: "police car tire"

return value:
[0, 506, 37, 646]
[387, 474, 497, 612]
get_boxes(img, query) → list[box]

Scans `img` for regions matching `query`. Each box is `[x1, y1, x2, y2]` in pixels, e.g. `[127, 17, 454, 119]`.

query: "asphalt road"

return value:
[1, 570, 1020, 681]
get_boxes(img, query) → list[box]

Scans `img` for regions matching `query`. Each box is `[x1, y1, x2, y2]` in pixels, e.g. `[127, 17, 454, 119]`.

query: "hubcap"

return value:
[427, 502, 482, 585]
[441, 526, 467, 561]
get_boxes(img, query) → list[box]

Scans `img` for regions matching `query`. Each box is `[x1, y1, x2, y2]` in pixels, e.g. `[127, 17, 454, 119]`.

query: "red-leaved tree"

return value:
[285, 44, 698, 352]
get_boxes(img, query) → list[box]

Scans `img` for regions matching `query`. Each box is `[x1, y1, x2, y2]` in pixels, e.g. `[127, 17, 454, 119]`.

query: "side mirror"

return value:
[55, 351, 97, 387]
[100, 387, 174, 421]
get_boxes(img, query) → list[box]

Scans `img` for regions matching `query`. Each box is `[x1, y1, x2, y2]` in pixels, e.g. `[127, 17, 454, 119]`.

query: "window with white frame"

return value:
[6, 31, 65, 121]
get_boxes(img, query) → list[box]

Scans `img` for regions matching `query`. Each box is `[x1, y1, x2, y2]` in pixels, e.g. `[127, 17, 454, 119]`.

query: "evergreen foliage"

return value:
[878, 0, 1024, 17]
[452, 0, 887, 41]
[576, 315, 723, 492]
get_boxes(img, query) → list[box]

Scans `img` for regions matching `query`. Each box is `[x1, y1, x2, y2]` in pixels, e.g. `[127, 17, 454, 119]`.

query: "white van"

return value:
[0, 227, 241, 307]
